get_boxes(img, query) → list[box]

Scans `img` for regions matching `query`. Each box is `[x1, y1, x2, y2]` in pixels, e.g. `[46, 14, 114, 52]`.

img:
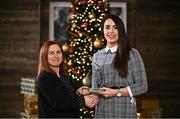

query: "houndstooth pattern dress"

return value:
[91, 48, 148, 118]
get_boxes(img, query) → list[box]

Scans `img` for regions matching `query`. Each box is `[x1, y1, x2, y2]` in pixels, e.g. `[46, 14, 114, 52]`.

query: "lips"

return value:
[107, 35, 116, 39]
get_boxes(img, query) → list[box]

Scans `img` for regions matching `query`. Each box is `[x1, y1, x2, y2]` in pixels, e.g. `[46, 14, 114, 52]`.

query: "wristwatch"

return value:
[116, 89, 122, 97]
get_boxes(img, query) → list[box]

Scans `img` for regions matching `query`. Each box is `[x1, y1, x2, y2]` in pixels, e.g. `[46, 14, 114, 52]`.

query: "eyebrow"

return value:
[48, 49, 62, 52]
[104, 24, 117, 27]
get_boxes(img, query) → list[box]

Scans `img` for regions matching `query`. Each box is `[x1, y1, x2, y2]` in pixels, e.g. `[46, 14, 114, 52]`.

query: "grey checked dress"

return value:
[91, 48, 148, 118]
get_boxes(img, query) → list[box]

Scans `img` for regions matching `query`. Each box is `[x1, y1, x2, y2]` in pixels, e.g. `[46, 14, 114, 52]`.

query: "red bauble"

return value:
[75, 0, 87, 4]
[69, 7, 76, 14]
[68, 47, 74, 54]
[92, 0, 98, 4]
[81, 22, 88, 28]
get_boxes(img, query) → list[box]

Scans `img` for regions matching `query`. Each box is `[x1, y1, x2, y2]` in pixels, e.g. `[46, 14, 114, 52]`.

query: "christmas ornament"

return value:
[68, 47, 74, 54]
[67, 60, 73, 67]
[89, 13, 95, 19]
[70, 7, 76, 14]
[82, 73, 91, 86]
[72, 23, 77, 28]
[93, 0, 98, 3]
[69, 32, 79, 38]
[81, 22, 88, 28]
[62, 43, 69, 52]
[75, 0, 87, 4]
[93, 38, 102, 48]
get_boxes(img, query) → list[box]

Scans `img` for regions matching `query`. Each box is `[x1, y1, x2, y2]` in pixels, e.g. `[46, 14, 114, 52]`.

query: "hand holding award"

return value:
[91, 63, 104, 95]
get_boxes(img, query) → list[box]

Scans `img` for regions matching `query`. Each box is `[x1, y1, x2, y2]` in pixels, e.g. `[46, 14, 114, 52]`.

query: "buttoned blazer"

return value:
[37, 71, 79, 118]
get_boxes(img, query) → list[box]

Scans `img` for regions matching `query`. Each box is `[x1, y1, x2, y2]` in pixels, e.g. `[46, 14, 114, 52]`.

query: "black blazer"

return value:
[37, 71, 80, 118]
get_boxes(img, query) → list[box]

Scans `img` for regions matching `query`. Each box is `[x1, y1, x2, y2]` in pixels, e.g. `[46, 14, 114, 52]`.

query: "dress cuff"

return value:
[127, 86, 133, 97]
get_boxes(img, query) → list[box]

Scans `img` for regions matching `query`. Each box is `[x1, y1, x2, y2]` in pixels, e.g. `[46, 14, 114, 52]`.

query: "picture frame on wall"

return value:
[49, 2, 127, 43]
[110, 2, 127, 30]
[49, 2, 72, 43]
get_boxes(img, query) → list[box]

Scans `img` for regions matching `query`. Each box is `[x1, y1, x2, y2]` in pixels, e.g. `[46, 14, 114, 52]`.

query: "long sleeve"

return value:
[60, 75, 85, 108]
[77, 95, 85, 108]
[129, 48, 148, 96]
[37, 71, 78, 111]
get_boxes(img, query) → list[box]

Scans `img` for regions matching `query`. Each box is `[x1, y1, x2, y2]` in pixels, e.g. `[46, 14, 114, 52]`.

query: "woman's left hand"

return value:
[99, 87, 117, 98]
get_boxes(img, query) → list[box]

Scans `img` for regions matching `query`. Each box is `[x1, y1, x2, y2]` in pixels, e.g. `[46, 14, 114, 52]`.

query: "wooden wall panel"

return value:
[0, 0, 40, 117]
[0, 0, 180, 118]
[136, 0, 180, 117]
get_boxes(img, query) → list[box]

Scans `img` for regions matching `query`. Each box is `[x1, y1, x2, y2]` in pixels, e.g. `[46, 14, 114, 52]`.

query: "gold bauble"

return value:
[82, 72, 91, 86]
[89, 14, 95, 19]
[67, 60, 73, 67]
[93, 38, 102, 48]
[72, 23, 76, 28]
[62, 43, 69, 52]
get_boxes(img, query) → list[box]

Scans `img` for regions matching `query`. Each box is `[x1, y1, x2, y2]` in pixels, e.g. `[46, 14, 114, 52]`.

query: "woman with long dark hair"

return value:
[89, 15, 148, 118]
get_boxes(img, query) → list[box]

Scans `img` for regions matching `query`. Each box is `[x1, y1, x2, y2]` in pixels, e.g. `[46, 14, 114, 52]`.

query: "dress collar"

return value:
[105, 45, 118, 53]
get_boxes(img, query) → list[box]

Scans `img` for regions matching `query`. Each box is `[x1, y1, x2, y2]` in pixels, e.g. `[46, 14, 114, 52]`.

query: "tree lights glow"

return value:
[63, 0, 109, 116]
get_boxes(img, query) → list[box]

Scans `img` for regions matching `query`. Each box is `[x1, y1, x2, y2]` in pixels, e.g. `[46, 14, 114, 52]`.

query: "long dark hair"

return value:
[101, 15, 131, 77]
[38, 41, 67, 77]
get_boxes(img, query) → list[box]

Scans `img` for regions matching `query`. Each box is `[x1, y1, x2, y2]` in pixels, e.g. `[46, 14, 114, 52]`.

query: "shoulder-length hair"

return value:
[101, 15, 131, 77]
[38, 41, 67, 77]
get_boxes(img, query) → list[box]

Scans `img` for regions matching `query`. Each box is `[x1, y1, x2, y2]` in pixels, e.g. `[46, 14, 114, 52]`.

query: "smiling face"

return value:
[103, 18, 119, 48]
[48, 44, 63, 68]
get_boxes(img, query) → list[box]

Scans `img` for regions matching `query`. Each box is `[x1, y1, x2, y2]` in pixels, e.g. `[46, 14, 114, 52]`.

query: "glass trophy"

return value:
[90, 63, 104, 94]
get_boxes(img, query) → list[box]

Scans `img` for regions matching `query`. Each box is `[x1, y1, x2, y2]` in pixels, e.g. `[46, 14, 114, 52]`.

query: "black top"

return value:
[37, 71, 84, 118]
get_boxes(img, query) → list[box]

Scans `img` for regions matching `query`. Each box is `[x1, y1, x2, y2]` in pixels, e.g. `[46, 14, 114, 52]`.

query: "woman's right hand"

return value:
[84, 94, 99, 108]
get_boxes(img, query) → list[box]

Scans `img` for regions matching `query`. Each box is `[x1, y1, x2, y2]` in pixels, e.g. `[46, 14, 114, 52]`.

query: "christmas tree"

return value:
[62, 0, 109, 117]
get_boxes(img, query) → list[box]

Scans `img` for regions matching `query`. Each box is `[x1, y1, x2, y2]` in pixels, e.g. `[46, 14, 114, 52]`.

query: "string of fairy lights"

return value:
[63, 0, 109, 86]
